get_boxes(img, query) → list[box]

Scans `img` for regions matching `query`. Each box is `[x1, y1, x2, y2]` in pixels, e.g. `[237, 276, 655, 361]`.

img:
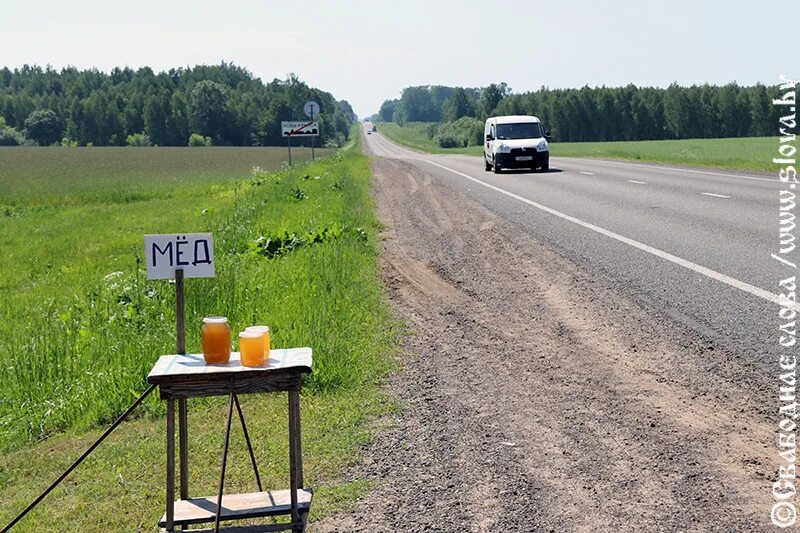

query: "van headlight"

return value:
[496, 143, 512, 154]
[537, 139, 548, 152]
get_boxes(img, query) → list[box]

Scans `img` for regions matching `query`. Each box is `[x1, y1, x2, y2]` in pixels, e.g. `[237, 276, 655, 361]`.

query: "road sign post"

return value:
[282, 120, 320, 166]
[303, 101, 320, 161]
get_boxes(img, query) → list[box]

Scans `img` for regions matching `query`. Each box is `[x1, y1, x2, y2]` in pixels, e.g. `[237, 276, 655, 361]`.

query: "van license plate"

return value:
[516, 156, 533, 161]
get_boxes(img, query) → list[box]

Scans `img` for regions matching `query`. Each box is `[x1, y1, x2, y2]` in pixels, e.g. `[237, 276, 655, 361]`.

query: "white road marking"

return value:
[627, 180, 646, 184]
[557, 157, 775, 183]
[420, 158, 796, 311]
[701, 192, 731, 199]
[580, 171, 595, 176]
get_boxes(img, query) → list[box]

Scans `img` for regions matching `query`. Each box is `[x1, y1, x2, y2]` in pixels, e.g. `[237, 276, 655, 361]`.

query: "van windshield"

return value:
[496, 122, 542, 140]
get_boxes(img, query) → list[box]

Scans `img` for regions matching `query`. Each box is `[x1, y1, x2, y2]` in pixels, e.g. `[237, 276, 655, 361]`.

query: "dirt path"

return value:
[314, 151, 776, 532]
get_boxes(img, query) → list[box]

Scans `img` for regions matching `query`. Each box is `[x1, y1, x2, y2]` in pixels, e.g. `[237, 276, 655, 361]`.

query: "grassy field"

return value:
[0, 138, 397, 530]
[0, 146, 331, 206]
[378, 122, 777, 172]
[377, 122, 480, 155]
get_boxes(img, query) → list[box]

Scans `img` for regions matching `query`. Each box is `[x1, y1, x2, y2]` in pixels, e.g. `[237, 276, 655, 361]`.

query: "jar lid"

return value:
[239, 330, 262, 338]
[203, 316, 228, 324]
[244, 325, 270, 333]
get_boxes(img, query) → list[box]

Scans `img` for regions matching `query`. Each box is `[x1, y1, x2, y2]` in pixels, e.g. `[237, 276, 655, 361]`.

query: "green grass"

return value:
[0, 136, 398, 530]
[0, 146, 330, 206]
[378, 122, 778, 172]
[550, 137, 776, 172]
[378, 122, 481, 155]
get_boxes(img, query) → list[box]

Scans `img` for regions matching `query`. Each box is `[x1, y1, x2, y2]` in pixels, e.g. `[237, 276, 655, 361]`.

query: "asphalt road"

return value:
[365, 126, 783, 378]
[312, 127, 784, 531]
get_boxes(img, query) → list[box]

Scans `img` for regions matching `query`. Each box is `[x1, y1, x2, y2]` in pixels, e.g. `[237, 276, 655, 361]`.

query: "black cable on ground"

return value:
[1, 384, 158, 533]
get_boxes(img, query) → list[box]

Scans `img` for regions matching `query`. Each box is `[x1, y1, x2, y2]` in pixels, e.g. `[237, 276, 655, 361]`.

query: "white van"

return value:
[484, 115, 550, 173]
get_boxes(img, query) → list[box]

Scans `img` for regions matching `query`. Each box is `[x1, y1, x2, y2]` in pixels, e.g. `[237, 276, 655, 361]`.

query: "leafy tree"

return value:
[479, 83, 510, 119]
[396, 86, 437, 123]
[749, 84, 771, 137]
[189, 80, 230, 142]
[664, 84, 691, 138]
[336, 100, 357, 123]
[714, 83, 740, 137]
[122, 95, 144, 135]
[442, 88, 475, 122]
[144, 89, 170, 145]
[379, 99, 398, 122]
[166, 92, 189, 145]
[23, 109, 61, 145]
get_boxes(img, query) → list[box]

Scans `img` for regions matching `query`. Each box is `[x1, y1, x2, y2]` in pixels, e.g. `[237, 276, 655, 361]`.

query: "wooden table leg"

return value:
[288, 389, 303, 532]
[178, 398, 188, 530]
[179, 398, 188, 500]
[166, 399, 175, 532]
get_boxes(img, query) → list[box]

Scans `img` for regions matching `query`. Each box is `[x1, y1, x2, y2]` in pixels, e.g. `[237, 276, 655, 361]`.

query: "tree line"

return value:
[377, 81, 782, 143]
[0, 63, 356, 146]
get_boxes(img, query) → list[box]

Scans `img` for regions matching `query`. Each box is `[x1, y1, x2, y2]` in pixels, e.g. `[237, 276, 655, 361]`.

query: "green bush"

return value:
[0, 126, 32, 146]
[435, 116, 484, 148]
[125, 132, 152, 147]
[424, 123, 438, 140]
[436, 133, 460, 148]
[188, 133, 213, 146]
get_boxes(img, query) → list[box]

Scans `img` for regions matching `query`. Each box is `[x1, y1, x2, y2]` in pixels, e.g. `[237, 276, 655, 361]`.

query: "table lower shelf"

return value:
[159, 489, 313, 527]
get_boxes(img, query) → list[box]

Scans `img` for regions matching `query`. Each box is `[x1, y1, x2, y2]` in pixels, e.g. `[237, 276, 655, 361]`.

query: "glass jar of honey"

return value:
[239, 331, 265, 367]
[202, 317, 231, 364]
[244, 325, 270, 361]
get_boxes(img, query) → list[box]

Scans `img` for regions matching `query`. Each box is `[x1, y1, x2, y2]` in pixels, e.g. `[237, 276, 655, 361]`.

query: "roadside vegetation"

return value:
[378, 121, 776, 172]
[0, 133, 398, 530]
[0, 64, 356, 147]
[378, 122, 482, 155]
[375, 82, 781, 145]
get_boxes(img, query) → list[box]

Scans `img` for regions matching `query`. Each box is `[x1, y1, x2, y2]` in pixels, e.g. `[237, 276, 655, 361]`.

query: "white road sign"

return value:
[144, 233, 215, 280]
[281, 121, 319, 137]
[304, 100, 320, 117]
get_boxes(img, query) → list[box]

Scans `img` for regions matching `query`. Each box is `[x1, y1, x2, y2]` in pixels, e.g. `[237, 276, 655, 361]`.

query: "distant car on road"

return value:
[484, 115, 551, 173]
[372, 125, 377, 132]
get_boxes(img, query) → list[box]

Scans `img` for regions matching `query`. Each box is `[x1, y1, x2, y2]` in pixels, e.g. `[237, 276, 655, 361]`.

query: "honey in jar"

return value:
[239, 330, 265, 367]
[244, 325, 270, 361]
[201, 317, 231, 364]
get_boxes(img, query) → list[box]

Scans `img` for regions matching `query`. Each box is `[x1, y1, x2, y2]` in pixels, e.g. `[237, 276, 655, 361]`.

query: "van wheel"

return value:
[541, 163, 549, 172]
[485, 159, 491, 171]
[493, 157, 501, 174]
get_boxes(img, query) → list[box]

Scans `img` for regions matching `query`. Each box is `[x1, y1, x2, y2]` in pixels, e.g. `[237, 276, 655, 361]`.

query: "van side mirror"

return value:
[485, 134, 493, 141]
[544, 130, 552, 140]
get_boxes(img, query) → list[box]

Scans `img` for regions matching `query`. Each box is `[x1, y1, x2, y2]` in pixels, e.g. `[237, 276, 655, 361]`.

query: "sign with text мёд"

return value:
[144, 233, 215, 280]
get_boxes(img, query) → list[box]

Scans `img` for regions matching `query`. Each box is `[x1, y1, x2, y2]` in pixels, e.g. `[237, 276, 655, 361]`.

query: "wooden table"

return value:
[147, 348, 313, 533]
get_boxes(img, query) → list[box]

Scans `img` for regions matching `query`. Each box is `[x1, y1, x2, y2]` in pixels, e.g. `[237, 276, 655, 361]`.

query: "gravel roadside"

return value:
[313, 147, 775, 532]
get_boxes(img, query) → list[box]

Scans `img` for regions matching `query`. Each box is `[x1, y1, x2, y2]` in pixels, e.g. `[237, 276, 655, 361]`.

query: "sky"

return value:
[0, 0, 793, 118]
